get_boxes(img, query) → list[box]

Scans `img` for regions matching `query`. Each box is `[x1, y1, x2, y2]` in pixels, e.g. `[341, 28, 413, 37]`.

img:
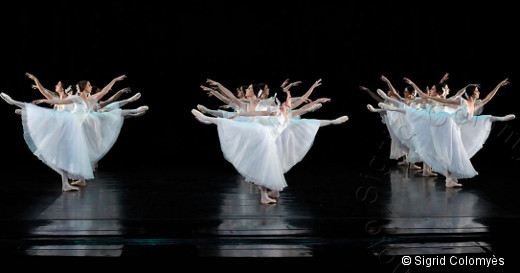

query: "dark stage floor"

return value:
[0, 159, 519, 272]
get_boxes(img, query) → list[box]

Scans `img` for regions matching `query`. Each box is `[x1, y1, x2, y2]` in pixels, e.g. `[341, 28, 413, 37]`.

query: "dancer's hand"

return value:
[281, 78, 290, 88]
[312, 79, 322, 88]
[25, 72, 37, 81]
[381, 75, 389, 83]
[440, 72, 449, 83]
[206, 79, 220, 86]
[200, 85, 213, 92]
[403, 77, 413, 85]
[119, 87, 131, 93]
[315, 98, 331, 103]
[359, 86, 370, 92]
[498, 78, 510, 87]
[114, 75, 126, 81]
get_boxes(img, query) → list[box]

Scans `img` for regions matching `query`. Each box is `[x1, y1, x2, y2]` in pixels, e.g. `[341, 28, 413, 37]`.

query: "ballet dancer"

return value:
[377, 78, 514, 187]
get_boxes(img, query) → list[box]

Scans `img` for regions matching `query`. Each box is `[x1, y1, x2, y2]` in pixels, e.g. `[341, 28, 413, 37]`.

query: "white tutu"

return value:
[21, 99, 94, 180]
[216, 117, 287, 191]
[82, 109, 125, 166]
[276, 118, 320, 173]
[402, 104, 478, 179]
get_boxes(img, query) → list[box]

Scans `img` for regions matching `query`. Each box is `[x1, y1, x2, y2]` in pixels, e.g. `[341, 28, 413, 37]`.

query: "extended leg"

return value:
[319, 116, 349, 127]
[1, 93, 26, 108]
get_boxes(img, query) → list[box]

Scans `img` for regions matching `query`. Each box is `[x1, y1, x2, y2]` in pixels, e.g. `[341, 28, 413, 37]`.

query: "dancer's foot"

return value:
[261, 195, 277, 204]
[492, 114, 516, 122]
[128, 92, 141, 102]
[137, 105, 149, 113]
[191, 109, 212, 124]
[410, 163, 422, 170]
[331, 116, 349, 125]
[0, 93, 15, 105]
[197, 104, 210, 114]
[422, 170, 438, 177]
[14, 109, 22, 115]
[62, 184, 79, 192]
[376, 89, 390, 100]
[267, 190, 280, 198]
[308, 103, 322, 112]
[71, 179, 86, 187]
[367, 104, 379, 113]
[378, 102, 399, 111]
[445, 178, 462, 188]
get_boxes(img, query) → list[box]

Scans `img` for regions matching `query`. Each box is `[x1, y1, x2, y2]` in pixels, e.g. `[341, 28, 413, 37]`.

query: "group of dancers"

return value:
[1, 73, 148, 192]
[363, 73, 515, 187]
[191, 78, 349, 204]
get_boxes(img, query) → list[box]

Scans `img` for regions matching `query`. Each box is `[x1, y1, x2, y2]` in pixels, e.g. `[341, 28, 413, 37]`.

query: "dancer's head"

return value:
[55, 80, 71, 96]
[429, 84, 443, 97]
[258, 83, 269, 99]
[76, 80, 93, 94]
[466, 84, 480, 99]
[245, 84, 261, 99]
[403, 85, 416, 99]
[278, 90, 291, 110]
[236, 85, 246, 99]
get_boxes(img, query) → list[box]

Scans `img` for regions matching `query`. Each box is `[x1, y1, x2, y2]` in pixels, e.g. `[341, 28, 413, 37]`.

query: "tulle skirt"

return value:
[403, 106, 478, 179]
[21, 103, 94, 180]
[217, 118, 287, 191]
[82, 109, 124, 166]
[276, 118, 320, 173]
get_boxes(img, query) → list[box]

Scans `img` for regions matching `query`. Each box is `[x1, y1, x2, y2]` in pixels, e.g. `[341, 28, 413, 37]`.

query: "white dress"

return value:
[216, 110, 288, 191]
[21, 95, 94, 180]
[402, 98, 479, 178]
[81, 97, 125, 166]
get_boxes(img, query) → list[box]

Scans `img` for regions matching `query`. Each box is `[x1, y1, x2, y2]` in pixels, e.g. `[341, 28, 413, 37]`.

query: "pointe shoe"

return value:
[197, 104, 210, 114]
[332, 116, 349, 125]
[191, 109, 211, 124]
[0, 93, 15, 105]
[506, 114, 515, 121]
[128, 93, 141, 102]
[376, 89, 389, 100]
[308, 103, 322, 112]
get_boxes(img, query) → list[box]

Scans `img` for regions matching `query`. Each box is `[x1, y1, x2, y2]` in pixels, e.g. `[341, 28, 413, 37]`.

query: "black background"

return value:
[0, 1, 518, 178]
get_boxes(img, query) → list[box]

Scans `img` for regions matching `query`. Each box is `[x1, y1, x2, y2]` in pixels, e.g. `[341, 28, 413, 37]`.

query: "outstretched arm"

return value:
[200, 85, 231, 105]
[90, 75, 127, 102]
[291, 97, 330, 117]
[26, 73, 56, 100]
[292, 79, 321, 109]
[403, 77, 427, 98]
[475, 78, 509, 109]
[32, 97, 74, 106]
[99, 87, 131, 108]
[229, 110, 276, 119]
[381, 75, 407, 102]
[360, 86, 383, 103]
[206, 79, 244, 108]
[439, 72, 449, 84]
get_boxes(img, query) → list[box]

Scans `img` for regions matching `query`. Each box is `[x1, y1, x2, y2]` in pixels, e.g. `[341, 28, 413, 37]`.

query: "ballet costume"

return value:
[400, 97, 480, 179]
[216, 108, 288, 192]
[21, 95, 94, 180]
